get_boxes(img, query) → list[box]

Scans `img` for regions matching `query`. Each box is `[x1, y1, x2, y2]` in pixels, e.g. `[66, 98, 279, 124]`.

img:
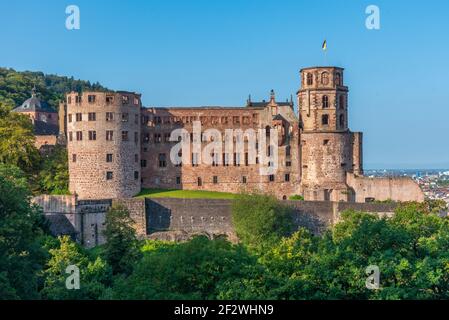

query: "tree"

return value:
[109, 237, 258, 300]
[102, 204, 141, 275]
[231, 193, 294, 250]
[0, 104, 40, 174]
[0, 166, 47, 299]
[38, 145, 69, 195]
[41, 236, 112, 300]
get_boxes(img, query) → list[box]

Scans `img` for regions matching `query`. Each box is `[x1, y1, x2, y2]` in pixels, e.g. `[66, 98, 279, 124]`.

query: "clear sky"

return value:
[0, 0, 448, 169]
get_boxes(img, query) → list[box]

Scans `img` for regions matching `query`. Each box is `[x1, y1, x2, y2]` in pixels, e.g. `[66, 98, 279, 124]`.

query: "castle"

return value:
[58, 66, 424, 203]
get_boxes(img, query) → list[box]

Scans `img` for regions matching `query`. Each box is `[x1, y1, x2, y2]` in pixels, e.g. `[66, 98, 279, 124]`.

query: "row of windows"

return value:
[306, 72, 342, 86]
[321, 95, 346, 109]
[174, 174, 291, 186]
[68, 130, 139, 142]
[72, 153, 140, 164]
[153, 152, 292, 168]
[143, 114, 259, 126]
[321, 114, 345, 127]
[67, 94, 139, 106]
[68, 112, 139, 124]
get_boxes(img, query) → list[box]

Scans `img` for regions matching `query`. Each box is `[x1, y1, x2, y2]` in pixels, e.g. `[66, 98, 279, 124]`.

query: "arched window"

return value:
[321, 72, 329, 85]
[322, 114, 329, 125]
[322, 95, 329, 108]
[307, 73, 313, 85]
[335, 72, 342, 86]
[339, 114, 345, 128]
[265, 126, 271, 137]
[339, 95, 345, 109]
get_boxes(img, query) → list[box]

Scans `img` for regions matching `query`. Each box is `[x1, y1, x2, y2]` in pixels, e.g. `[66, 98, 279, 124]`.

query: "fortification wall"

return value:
[347, 173, 425, 203]
[34, 196, 399, 247]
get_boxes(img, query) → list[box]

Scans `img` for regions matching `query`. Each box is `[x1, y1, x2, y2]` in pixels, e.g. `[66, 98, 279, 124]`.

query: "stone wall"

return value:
[347, 173, 425, 203]
[35, 195, 399, 247]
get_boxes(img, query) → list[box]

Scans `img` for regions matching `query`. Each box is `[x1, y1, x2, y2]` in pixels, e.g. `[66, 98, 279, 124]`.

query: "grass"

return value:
[136, 188, 236, 200]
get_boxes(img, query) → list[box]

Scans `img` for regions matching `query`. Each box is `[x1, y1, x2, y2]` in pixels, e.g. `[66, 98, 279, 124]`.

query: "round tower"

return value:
[66, 91, 142, 199]
[298, 67, 352, 201]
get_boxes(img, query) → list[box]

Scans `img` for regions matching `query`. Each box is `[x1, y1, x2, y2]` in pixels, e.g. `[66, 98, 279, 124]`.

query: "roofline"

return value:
[300, 66, 345, 72]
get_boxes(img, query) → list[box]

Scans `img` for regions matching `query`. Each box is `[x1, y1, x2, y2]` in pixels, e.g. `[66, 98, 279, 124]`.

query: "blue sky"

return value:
[0, 0, 448, 169]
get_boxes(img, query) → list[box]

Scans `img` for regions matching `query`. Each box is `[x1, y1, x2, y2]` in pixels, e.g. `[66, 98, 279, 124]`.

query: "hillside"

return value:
[0, 67, 109, 111]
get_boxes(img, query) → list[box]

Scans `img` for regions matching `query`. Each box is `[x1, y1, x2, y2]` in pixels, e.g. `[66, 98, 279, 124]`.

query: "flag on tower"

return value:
[322, 40, 327, 51]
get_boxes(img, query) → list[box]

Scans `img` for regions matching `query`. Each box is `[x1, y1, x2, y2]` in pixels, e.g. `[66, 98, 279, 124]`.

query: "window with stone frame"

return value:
[158, 153, 167, 167]
[88, 95, 96, 103]
[72, 154, 76, 162]
[154, 133, 162, 143]
[242, 176, 247, 184]
[213, 176, 218, 184]
[122, 95, 129, 105]
[68, 114, 72, 123]
[106, 95, 114, 105]
[106, 154, 113, 163]
[307, 73, 313, 85]
[106, 130, 114, 141]
[134, 171, 139, 180]
[106, 171, 113, 180]
[122, 113, 129, 122]
[269, 174, 275, 182]
[88, 112, 96, 121]
[322, 95, 329, 109]
[285, 173, 290, 182]
[197, 177, 202, 186]
[106, 112, 114, 121]
[76, 113, 82, 121]
[76, 131, 83, 141]
[322, 114, 329, 126]
[88, 131, 96, 141]
[122, 131, 129, 141]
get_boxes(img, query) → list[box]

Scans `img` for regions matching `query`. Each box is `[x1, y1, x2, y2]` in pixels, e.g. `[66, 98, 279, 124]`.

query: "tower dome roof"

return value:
[13, 87, 56, 113]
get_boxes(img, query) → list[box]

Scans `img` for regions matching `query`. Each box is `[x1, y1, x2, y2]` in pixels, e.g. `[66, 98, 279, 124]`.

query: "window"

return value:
[122, 131, 129, 141]
[176, 176, 181, 185]
[307, 73, 313, 85]
[242, 176, 247, 184]
[122, 95, 129, 105]
[68, 114, 72, 122]
[67, 96, 72, 104]
[322, 95, 329, 109]
[266, 126, 271, 137]
[164, 133, 171, 143]
[106, 130, 114, 141]
[106, 95, 114, 105]
[245, 152, 249, 166]
[135, 154, 138, 163]
[154, 116, 162, 124]
[134, 97, 139, 105]
[269, 174, 275, 182]
[88, 131, 96, 141]
[134, 171, 139, 180]
[321, 72, 329, 85]
[88, 112, 96, 121]
[122, 113, 129, 122]
[242, 116, 250, 124]
[322, 114, 329, 125]
[69, 132, 73, 141]
[135, 114, 139, 124]
[76, 113, 82, 121]
[134, 132, 138, 143]
[339, 95, 345, 109]
[75, 95, 82, 104]
[106, 171, 113, 180]
[158, 153, 167, 167]
[221, 116, 228, 124]
[72, 154, 76, 162]
[106, 112, 114, 121]
[154, 133, 162, 143]
[339, 114, 345, 128]
[197, 177, 202, 187]
[335, 72, 342, 86]
[76, 131, 83, 141]
[106, 154, 113, 162]
[233, 116, 240, 124]
[192, 153, 199, 167]
[141, 159, 147, 167]
[285, 173, 290, 182]
[286, 161, 292, 167]
[323, 139, 330, 145]
[286, 145, 291, 156]
[213, 176, 218, 184]
[223, 153, 229, 167]
[88, 95, 96, 103]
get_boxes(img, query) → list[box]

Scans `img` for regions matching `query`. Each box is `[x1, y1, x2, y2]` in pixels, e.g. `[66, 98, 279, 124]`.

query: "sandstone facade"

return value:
[62, 66, 425, 203]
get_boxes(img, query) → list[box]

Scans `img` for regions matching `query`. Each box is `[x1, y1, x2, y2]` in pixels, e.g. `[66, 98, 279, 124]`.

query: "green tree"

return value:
[0, 105, 40, 173]
[38, 145, 69, 195]
[102, 204, 141, 275]
[41, 236, 112, 300]
[109, 237, 258, 300]
[0, 166, 47, 299]
[231, 193, 294, 250]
